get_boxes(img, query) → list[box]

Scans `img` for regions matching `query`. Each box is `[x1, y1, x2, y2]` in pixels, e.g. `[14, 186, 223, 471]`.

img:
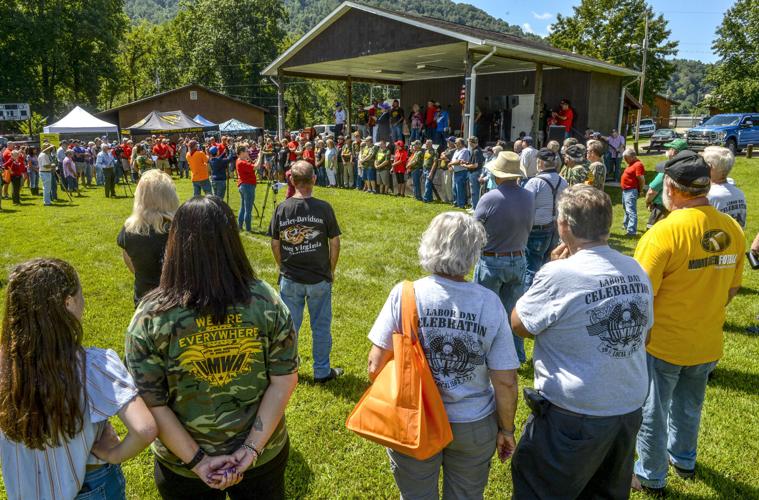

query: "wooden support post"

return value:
[747, 144, 754, 159]
[532, 63, 543, 146]
[276, 71, 285, 139]
[462, 50, 473, 139]
[346, 77, 353, 137]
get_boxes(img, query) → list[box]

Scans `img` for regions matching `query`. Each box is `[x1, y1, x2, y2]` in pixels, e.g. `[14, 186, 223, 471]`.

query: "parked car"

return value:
[645, 128, 680, 153]
[686, 113, 759, 154]
[632, 118, 657, 137]
[313, 124, 336, 138]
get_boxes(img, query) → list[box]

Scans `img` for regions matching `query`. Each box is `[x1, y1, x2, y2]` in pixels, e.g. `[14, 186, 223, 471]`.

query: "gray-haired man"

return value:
[511, 185, 654, 498]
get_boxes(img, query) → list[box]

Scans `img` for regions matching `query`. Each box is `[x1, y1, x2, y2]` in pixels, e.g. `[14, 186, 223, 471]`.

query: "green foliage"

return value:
[15, 112, 48, 135]
[548, 0, 678, 104]
[665, 59, 713, 115]
[0, 0, 127, 120]
[124, 0, 179, 23]
[705, 0, 759, 112]
[2, 156, 759, 499]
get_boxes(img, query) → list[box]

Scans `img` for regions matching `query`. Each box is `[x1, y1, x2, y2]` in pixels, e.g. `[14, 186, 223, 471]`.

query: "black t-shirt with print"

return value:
[268, 197, 341, 284]
[390, 107, 404, 125]
[117, 226, 169, 302]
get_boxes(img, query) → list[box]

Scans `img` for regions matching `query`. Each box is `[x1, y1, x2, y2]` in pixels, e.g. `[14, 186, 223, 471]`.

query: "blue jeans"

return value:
[468, 169, 482, 209]
[609, 157, 622, 181]
[193, 179, 212, 197]
[410, 128, 421, 142]
[95, 166, 104, 186]
[622, 189, 638, 235]
[473, 254, 528, 363]
[29, 169, 39, 190]
[391, 124, 403, 142]
[411, 169, 423, 200]
[354, 158, 362, 189]
[453, 170, 468, 208]
[76, 463, 126, 500]
[422, 168, 434, 202]
[212, 179, 226, 199]
[40, 171, 53, 204]
[524, 227, 559, 289]
[279, 277, 334, 379]
[634, 355, 717, 489]
[238, 183, 255, 231]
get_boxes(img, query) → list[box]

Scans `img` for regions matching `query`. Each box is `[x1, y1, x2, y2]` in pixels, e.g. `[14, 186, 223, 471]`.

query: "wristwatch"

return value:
[183, 448, 206, 470]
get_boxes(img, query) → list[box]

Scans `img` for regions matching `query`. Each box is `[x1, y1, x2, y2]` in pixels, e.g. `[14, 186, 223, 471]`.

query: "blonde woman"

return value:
[117, 169, 179, 305]
[325, 138, 338, 187]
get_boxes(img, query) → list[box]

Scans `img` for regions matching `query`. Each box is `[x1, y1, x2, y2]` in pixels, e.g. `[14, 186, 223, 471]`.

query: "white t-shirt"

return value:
[335, 109, 346, 125]
[368, 275, 519, 423]
[520, 146, 539, 178]
[515, 246, 654, 417]
[708, 182, 747, 228]
[38, 152, 53, 172]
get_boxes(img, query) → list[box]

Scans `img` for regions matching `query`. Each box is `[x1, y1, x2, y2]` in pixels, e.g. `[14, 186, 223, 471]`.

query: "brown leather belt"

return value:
[482, 250, 524, 257]
[86, 464, 106, 472]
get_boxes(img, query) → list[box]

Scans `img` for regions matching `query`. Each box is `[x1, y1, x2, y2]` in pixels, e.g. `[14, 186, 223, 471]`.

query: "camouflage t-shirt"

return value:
[563, 164, 589, 186]
[586, 161, 607, 190]
[125, 280, 298, 477]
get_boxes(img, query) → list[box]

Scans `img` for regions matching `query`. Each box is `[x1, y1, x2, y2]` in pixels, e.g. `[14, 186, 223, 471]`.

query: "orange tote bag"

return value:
[346, 281, 453, 460]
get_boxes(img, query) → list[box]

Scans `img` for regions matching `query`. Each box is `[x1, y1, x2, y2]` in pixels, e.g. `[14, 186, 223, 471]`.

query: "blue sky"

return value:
[465, 0, 735, 63]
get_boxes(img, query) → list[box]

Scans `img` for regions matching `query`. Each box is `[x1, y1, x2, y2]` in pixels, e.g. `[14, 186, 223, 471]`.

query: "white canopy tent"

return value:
[43, 106, 118, 134]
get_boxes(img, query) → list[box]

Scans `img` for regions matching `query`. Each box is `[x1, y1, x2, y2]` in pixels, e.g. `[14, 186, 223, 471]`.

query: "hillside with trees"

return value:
[665, 59, 713, 115]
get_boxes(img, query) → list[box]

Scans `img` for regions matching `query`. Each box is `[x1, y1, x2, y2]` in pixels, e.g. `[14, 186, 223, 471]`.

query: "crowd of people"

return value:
[0, 106, 757, 500]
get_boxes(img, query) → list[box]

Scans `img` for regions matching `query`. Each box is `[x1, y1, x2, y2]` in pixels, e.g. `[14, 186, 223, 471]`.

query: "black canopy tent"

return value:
[121, 110, 219, 135]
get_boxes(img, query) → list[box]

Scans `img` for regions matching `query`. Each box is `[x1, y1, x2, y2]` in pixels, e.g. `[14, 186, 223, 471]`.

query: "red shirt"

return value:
[2, 148, 12, 163]
[302, 149, 315, 165]
[236, 158, 257, 186]
[3, 159, 26, 177]
[393, 149, 408, 173]
[620, 160, 645, 190]
[153, 143, 171, 160]
[218, 143, 227, 156]
[122, 145, 132, 160]
[287, 141, 298, 161]
[425, 106, 437, 128]
[558, 108, 574, 132]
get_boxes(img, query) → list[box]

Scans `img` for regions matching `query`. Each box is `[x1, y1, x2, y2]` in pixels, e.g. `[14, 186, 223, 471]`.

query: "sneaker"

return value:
[669, 460, 695, 480]
[314, 367, 344, 383]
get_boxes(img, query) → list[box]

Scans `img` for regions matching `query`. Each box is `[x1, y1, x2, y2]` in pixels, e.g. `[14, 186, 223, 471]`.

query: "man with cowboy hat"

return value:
[473, 151, 535, 364]
[38, 142, 56, 206]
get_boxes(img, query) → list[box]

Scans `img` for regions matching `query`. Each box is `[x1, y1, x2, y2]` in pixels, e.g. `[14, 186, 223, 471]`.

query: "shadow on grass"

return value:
[707, 365, 759, 396]
[285, 446, 314, 498]
[671, 463, 759, 499]
[736, 287, 759, 297]
[0, 207, 19, 213]
[299, 371, 370, 403]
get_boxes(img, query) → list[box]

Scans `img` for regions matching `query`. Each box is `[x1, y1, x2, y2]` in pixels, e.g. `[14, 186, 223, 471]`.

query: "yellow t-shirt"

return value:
[186, 150, 209, 182]
[634, 205, 745, 365]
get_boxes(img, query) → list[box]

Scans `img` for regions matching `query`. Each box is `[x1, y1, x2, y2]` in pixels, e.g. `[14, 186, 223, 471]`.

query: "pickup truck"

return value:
[685, 113, 759, 154]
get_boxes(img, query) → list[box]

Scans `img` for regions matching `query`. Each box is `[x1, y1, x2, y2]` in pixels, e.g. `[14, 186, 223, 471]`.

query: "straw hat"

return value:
[488, 151, 522, 179]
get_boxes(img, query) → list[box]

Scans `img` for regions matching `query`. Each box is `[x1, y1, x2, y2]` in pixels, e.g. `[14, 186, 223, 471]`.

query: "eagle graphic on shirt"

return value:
[280, 225, 321, 246]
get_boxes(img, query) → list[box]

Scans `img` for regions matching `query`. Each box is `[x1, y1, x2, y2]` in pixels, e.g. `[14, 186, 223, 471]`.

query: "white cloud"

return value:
[522, 22, 534, 34]
[532, 11, 553, 20]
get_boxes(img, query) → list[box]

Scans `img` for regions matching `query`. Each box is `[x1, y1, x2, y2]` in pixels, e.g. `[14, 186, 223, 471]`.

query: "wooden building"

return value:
[262, 1, 638, 143]
[626, 94, 680, 130]
[96, 84, 267, 131]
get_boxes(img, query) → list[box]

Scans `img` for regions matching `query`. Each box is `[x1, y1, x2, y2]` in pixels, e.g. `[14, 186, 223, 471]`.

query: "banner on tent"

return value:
[40, 133, 60, 147]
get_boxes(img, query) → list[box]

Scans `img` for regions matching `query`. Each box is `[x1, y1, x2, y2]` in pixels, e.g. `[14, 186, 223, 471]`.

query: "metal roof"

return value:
[98, 84, 268, 114]
[262, 1, 638, 79]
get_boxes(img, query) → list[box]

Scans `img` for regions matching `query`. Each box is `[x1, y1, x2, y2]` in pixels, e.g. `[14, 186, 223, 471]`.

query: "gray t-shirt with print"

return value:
[515, 246, 654, 417]
[368, 275, 519, 423]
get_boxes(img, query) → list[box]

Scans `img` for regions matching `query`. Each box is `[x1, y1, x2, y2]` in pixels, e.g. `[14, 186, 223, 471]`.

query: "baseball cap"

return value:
[565, 144, 586, 162]
[394, 140, 405, 148]
[664, 150, 710, 188]
[446, 136, 456, 143]
[522, 136, 533, 145]
[663, 138, 688, 152]
[537, 148, 557, 162]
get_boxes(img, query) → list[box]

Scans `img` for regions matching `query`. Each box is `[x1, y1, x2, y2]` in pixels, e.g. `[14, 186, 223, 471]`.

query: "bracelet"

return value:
[241, 442, 261, 458]
[183, 447, 206, 470]
[498, 427, 516, 438]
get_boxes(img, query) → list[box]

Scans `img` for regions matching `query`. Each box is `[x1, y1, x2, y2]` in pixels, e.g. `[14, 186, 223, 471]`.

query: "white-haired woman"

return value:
[704, 145, 746, 228]
[366, 211, 520, 500]
[117, 169, 179, 305]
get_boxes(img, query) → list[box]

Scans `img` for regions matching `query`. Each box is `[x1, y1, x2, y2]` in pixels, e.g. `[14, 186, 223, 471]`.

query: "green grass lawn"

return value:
[1, 154, 758, 499]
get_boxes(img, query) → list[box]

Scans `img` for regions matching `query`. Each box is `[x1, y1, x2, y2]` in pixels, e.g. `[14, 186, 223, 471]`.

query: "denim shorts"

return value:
[76, 464, 126, 500]
[365, 166, 377, 181]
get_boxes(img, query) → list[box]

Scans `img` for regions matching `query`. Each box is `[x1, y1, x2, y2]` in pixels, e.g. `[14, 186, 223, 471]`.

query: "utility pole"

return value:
[634, 15, 649, 153]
